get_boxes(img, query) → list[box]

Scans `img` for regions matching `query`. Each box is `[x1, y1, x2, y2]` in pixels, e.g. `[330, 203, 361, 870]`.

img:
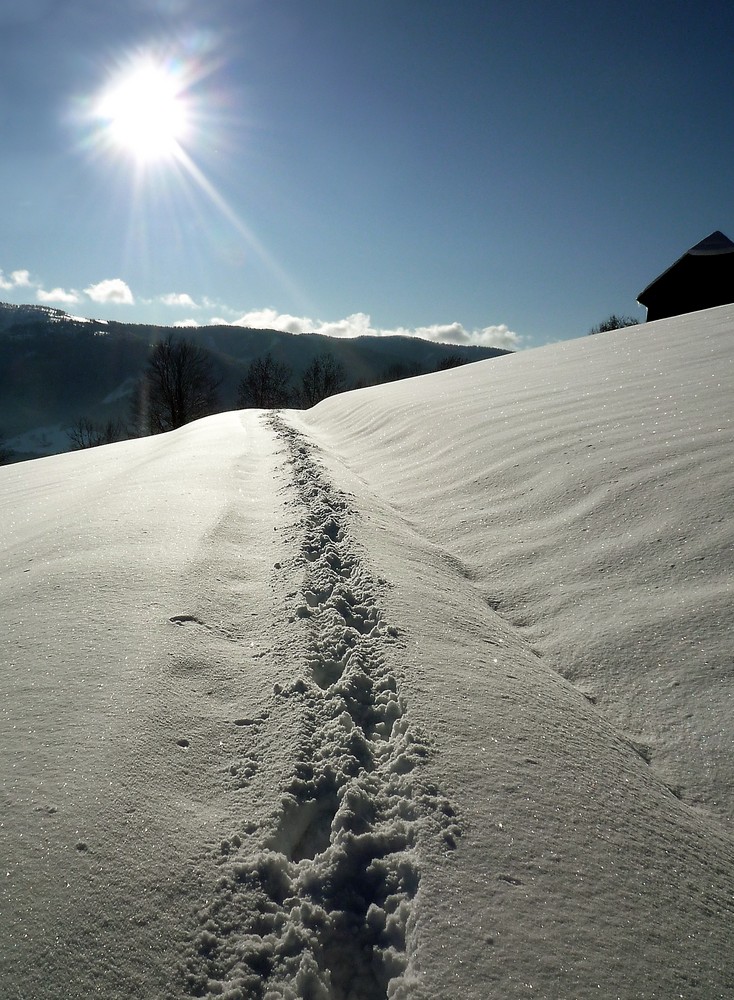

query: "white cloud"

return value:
[0, 268, 32, 290]
[221, 309, 521, 350]
[3, 268, 521, 350]
[400, 322, 521, 351]
[316, 312, 373, 339]
[230, 308, 316, 334]
[84, 278, 134, 304]
[160, 292, 199, 308]
[36, 287, 82, 304]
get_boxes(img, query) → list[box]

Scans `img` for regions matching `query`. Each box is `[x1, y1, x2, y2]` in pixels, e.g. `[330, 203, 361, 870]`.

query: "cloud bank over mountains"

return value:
[12, 272, 137, 307]
[202, 308, 521, 350]
[1, 268, 521, 349]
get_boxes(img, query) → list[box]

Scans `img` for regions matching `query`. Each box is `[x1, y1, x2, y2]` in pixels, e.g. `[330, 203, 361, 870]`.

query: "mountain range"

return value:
[0, 301, 508, 460]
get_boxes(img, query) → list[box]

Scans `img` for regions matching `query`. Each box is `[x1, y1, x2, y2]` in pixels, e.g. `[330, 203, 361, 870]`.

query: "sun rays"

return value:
[76, 42, 310, 317]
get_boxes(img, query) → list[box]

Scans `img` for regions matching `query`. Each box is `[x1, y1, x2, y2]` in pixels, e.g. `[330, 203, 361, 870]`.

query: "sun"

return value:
[95, 59, 189, 164]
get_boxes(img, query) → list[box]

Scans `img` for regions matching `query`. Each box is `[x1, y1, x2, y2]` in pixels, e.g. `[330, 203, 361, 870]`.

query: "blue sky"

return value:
[1, 0, 733, 350]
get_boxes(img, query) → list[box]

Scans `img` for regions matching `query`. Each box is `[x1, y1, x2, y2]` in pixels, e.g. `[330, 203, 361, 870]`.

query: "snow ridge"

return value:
[181, 415, 459, 1000]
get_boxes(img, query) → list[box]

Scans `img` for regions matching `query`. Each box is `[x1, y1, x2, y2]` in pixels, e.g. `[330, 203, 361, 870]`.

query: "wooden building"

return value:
[637, 230, 734, 322]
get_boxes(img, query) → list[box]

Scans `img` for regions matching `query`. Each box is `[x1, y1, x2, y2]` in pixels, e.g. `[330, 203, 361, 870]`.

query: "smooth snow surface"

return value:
[2, 306, 733, 999]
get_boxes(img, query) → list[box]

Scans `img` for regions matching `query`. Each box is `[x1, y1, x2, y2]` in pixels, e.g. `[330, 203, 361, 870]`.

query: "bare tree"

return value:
[237, 354, 294, 408]
[131, 334, 220, 434]
[67, 417, 124, 450]
[300, 352, 347, 407]
[588, 314, 639, 335]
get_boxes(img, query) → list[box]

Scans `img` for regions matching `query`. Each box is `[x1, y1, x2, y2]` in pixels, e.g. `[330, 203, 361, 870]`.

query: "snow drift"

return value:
[2, 305, 733, 999]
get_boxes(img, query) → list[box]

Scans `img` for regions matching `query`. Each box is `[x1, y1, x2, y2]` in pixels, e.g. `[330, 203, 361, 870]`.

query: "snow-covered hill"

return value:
[2, 305, 733, 999]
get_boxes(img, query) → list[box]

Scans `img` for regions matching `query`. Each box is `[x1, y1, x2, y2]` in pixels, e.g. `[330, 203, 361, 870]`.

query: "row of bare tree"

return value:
[65, 336, 352, 450]
[63, 335, 472, 452]
[237, 352, 347, 408]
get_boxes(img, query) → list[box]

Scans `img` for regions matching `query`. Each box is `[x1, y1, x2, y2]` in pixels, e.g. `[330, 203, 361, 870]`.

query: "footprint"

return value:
[269, 792, 339, 862]
[182, 413, 458, 1000]
[169, 614, 210, 631]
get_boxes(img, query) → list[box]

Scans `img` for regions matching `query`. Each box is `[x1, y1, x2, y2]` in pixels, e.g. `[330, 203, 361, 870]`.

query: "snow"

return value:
[2, 306, 734, 999]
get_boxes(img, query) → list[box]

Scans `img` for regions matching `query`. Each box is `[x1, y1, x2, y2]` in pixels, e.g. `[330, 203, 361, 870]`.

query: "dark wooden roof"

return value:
[637, 231, 734, 322]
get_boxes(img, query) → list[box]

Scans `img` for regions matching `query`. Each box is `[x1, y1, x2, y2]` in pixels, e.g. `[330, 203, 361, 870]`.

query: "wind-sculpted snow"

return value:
[301, 305, 734, 825]
[181, 415, 459, 1000]
[4, 308, 734, 1000]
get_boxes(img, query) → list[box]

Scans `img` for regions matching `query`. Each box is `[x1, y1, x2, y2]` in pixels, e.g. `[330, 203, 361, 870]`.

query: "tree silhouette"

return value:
[67, 417, 124, 450]
[300, 352, 347, 407]
[237, 354, 294, 408]
[435, 354, 469, 371]
[131, 334, 220, 434]
[380, 361, 424, 383]
[588, 314, 639, 335]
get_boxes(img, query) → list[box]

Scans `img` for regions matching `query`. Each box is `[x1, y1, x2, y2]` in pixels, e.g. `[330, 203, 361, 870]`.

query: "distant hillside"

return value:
[0, 302, 509, 460]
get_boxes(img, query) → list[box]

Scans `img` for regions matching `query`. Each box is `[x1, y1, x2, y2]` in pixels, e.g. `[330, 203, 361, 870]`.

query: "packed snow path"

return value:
[181, 415, 459, 999]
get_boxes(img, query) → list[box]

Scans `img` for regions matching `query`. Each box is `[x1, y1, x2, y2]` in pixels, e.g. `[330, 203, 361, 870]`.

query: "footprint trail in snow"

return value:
[181, 414, 459, 1000]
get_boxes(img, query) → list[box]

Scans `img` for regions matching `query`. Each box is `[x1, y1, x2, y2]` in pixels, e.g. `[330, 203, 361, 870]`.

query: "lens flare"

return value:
[97, 62, 187, 162]
[76, 41, 310, 312]
[95, 57, 190, 164]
